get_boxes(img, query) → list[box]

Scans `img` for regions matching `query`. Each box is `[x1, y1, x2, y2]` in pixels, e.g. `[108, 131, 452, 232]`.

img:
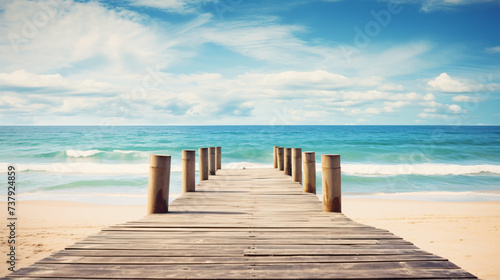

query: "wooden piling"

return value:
[182, 150, 195, 193]
[273, 146, 279, 168]
[147, 154, 171, 214]
[199, 148, 208, 181]
[284, 148, 292, 176]
[209, 147, 216, 176]
[303, 152, 316, 194]
[277, 147, 284, 171]
[216, 146, 222, 170]
[322, 154, 341, 213]
[291, 148, 302, 184]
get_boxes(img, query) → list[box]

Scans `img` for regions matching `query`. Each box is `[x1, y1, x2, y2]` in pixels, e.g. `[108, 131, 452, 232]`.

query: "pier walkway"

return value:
[5, 168, 477, 279]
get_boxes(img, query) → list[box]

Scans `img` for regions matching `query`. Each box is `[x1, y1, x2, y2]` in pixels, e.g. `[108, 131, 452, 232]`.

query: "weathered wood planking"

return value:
[4, 168, 477, 279]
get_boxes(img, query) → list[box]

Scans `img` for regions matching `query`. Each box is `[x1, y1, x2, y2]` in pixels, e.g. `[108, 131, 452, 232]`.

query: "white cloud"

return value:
[327, 100, 365, 107]
[377, 83, 404, 91]
[128, 0, 216, 14]
[427, 73, 475, 92]
[128, 70, 442, 121]
[384, 101, 410, 111]
[351, 107, 380, 115]
[388, 92, 435, 101]
[486, 46, 500, 53]
[199, 18, 318, 65]
[239, 70, 350, 89]
[0, 0, 495, 125]
[451, 95, 469, 102]
[0, 0, 438, 84]
[418, 101, 468, 119]
[448, 104, 463, 113]
[0, 70, 65, 88]
[0, 69, 121, 94]
[0, 0, 187, 75]
[390, 0, 500, 12]
[54, 97, 110, 114]
[451, 95, 483, 103]
[354, 42, 436, 77]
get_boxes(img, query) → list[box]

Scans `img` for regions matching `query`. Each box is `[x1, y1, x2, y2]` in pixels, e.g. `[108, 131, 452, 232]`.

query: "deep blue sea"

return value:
[1, 125, 499, 204]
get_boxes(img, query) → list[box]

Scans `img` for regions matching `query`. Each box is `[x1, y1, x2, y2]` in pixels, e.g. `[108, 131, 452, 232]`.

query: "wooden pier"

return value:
[5, 166, 477, 279]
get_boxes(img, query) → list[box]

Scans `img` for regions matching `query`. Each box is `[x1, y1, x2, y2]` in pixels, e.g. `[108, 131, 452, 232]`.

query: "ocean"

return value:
[1, 125, 499, 204]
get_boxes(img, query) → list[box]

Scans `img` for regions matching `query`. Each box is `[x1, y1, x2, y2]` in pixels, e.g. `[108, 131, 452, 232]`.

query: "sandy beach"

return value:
[342, 198, 500, 280]
[0, 201, 146, 277]
[1, 198, 499, 279]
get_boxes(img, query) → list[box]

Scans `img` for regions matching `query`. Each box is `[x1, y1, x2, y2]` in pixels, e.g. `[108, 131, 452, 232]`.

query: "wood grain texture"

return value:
[4, 168, 477, 279]
[182, 150, 196, 193]
[147, 155, 170, 214]
[198, 148, 208, 181]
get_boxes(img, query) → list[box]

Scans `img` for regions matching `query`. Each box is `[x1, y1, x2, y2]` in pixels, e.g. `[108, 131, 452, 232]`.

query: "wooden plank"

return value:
[78, 238, 412, 245]
[10, 264, 476, 279]
[39, 254, 447, 264]
[244, 249, 434, 256]
[84, 234, 403, 240]
[66, 243, 419, 250]
[102, 227, 387, 232]
[16, 261, 463, 271]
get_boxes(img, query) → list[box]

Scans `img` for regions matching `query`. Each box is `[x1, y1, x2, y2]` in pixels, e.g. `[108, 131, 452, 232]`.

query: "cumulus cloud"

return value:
[0, 0, 496, 125]
[0, 70, 121, 95]
[238, 70, 352, 90]
[418, 102, 468, 119]
[377, 83, 404, 91]
[451, 95, 483, 103]
[127, 70, 441, 121]
[351, 107, 380, 115]
[427, 73, 475, 92]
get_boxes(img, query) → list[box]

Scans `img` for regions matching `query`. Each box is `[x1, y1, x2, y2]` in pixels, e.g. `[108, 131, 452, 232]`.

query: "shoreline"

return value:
[9, 189, 500, 205]
[1, 198, 499, 279]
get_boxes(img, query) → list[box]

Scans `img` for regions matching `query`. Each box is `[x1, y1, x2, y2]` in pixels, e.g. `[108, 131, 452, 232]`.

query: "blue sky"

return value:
[0, 0, 499, 125]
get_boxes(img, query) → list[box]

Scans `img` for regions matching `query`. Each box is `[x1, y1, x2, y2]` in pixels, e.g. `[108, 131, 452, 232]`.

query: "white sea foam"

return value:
[64, 149, 149, 158]
[65, 149, 102, 157]
[1, 162, 499, 176]
[2, 162, 150, 174]
[316, 163, 500, 176]
[113, 150, 136, 154]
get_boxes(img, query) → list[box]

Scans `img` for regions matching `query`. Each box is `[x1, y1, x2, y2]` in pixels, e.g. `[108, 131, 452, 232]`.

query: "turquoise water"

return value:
[1, 125, 499, 204]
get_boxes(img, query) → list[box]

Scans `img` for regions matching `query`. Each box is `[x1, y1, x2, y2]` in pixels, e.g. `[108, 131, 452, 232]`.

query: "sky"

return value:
[0, 0, 499, 125]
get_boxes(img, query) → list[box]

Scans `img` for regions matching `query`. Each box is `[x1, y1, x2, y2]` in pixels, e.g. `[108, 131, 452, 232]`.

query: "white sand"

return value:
[343, 198, 500, 280]
[0, 201, 145, 277]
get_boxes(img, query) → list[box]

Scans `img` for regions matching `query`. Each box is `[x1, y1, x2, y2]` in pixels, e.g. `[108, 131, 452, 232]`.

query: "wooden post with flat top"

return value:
[147, 154, 171, 214]
[284, 148, 292, 176]
[291, 148, 302, 184]
[209, 147, 216, 175]
[273, 146, 279, 168]
[277, 147, 284, 171]
[199, 148, 208, 181]
[182, 150, 195, 193]
[322, 154, 341, 212]
[303, 152, 316, 194]
[216, 146, 222, 170]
